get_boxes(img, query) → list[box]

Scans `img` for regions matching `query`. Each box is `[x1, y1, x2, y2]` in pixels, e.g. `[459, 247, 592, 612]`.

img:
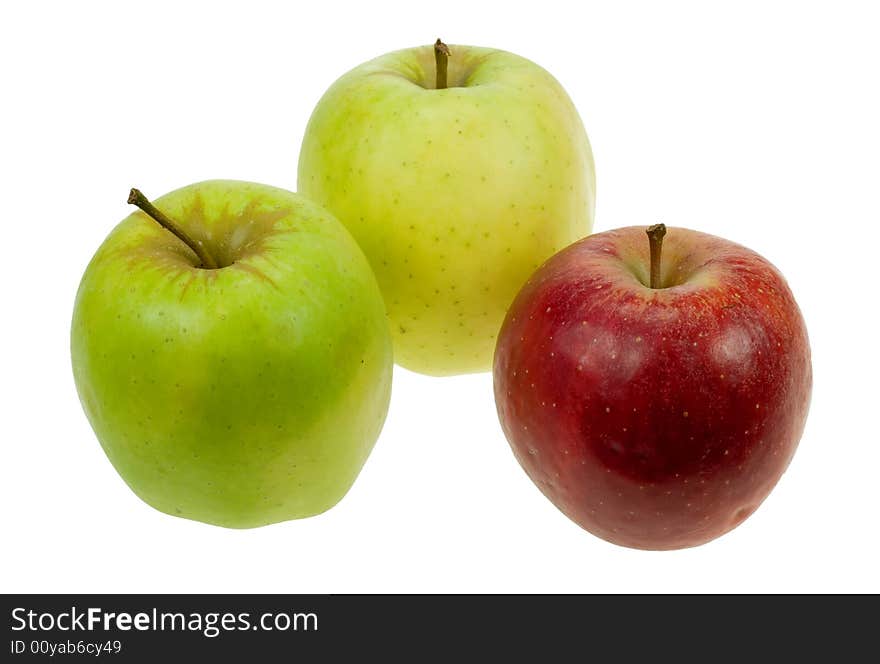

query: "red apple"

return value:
[493, 225, 811, 549]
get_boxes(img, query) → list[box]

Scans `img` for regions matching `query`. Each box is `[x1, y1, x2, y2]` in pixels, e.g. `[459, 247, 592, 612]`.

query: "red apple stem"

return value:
[646, 223, 667, 289]
[128, 188, 219, 269]
[434, 38, 451, 89]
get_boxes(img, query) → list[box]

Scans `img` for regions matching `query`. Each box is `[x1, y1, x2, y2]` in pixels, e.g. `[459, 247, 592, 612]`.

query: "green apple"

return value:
[71, 180, 393, 528]
[298, 40, 595, 376]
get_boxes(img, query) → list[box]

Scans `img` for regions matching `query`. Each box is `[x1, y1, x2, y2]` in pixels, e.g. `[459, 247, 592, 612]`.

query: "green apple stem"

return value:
[128, 188, 219, 269]
[434, 38, 450, 89]
[646, 223, 667, 289]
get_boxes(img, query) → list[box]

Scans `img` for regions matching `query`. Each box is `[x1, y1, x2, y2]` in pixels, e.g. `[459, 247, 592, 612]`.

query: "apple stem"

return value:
[128, 188, 219, 269]
[646, 223, 667, 289]
[434, 38, 450, 89]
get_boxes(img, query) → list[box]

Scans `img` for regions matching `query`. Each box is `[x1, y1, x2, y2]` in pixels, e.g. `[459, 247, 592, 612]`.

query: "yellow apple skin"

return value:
[298, 44, 595, 376]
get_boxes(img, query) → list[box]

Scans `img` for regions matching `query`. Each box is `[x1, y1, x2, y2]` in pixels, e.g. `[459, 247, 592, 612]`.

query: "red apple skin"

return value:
[493, 226, 812, 550]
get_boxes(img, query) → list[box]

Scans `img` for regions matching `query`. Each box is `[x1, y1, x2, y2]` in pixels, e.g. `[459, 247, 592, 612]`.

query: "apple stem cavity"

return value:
[646, 223, 667, 289]
[434, 38, 451, 89]
[128, 188, 219, 269]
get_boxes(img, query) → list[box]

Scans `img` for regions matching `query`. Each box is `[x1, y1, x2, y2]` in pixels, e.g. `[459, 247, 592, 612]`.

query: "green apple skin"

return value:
[298, 44, 595, 376]
[71, 181, 393, 528]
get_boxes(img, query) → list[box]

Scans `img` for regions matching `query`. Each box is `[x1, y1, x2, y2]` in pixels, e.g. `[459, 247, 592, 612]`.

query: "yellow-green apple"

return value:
[298, 40, 595, 375]
[494, 225, 811, 549]
[71, 181, 393, 528]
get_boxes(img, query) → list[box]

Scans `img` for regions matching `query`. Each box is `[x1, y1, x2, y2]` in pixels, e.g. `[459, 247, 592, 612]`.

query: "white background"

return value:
[2, 1, 878, 593]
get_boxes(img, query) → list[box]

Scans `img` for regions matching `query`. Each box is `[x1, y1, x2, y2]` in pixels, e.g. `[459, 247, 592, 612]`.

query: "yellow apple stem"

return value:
[127, 188, 219, 269]
[434, 38, 451, 89]
[646, 223, 667, 289]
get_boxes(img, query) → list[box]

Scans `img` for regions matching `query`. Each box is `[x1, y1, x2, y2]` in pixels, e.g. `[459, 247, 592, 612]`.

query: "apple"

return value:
[71, 180, 393, 528]
[298, 40, 595, 376]
[493, 224, 811, 549]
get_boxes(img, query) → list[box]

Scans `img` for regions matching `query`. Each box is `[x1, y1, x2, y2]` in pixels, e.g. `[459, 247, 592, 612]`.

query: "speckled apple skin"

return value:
[71, 181, 393, 528]
[494, 227, 812, 549]
[298, 44, 595, 376]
